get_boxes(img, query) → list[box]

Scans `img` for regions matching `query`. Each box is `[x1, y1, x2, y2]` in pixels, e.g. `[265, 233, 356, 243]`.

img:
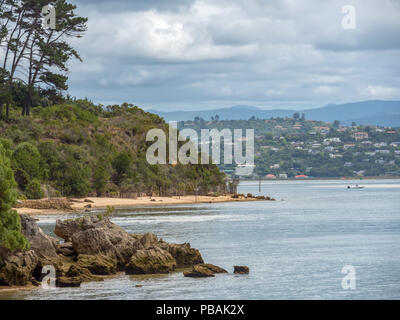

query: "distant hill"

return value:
[150, 100, 400, 127]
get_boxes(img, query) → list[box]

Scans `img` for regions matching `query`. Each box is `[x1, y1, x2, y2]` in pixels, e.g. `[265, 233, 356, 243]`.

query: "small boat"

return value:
[347, 184, 365, 189]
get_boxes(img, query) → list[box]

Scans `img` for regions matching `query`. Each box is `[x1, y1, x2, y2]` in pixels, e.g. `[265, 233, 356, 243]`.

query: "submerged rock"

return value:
[125, 247, 177, 275]
[0, 247, 39, 286]
[183, 264, 218, 278]
[233, 266, 249, 274]
[199, 264, 228, 274]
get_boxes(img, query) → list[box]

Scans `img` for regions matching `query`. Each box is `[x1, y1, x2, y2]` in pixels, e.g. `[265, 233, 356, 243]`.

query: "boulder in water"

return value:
[125, 247, 177, 275]
[233, 266, 249, 274]
[183, 264, 219, 278]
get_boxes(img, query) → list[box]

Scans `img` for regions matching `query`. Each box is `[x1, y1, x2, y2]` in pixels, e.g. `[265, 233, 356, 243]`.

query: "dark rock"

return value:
[0, 247, 39, 286]
[31, 278, 41, 286]
[56, 276, 82, 288]
[84, 204, 92, 208]
[233, 266, 249, 274]
[84, 199, 94, 203]
[125, 247, 176, 275]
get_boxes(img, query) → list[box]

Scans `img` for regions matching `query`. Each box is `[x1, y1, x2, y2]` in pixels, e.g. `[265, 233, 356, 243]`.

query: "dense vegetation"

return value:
[180, 117, 400, 178]
[0, 141, 29, 250]
[0, 101, 226, 199]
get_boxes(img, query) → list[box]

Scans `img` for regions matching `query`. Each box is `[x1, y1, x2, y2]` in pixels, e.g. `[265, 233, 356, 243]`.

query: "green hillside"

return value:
[0, 101, 225, 199]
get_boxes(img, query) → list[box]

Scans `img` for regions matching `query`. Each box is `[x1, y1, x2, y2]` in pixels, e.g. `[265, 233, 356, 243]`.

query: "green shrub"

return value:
[0, 144, 29, 251]
[12, 142, 44, 180]
[112, 151, 132, 184]
[93, 165, 110, 196]
[25, 179, 44, 199]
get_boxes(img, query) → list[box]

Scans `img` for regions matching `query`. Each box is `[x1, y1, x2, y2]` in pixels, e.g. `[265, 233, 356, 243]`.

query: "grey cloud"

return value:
[65, 0, 400, 110]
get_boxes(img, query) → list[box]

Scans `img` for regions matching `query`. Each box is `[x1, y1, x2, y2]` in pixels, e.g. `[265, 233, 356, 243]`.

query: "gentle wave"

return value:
[111, 214, 260, 225]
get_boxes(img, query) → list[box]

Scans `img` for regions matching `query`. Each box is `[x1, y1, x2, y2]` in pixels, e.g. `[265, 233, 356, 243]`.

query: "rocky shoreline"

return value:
[0, 214, 248, 290]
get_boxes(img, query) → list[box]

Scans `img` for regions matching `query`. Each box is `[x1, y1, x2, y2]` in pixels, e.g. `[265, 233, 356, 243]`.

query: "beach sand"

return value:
[15, 195, 259, 215]
[0, 284, 36, 293]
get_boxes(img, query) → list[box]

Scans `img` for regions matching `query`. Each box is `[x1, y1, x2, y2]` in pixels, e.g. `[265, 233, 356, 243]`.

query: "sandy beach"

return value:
[15, 195, 261, 215]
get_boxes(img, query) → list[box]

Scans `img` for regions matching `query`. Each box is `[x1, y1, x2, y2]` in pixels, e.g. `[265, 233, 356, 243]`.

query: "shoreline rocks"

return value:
[1, 214, 208, 287]
[1, 214, 246, 289]
[0, 247, 38, 286]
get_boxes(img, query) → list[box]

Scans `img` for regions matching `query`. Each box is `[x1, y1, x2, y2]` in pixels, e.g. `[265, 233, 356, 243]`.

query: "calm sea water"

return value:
[1, 179, 399, 300]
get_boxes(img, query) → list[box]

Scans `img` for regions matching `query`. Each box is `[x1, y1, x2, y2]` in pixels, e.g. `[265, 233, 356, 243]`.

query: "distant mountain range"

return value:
[150, 100, 400, 127]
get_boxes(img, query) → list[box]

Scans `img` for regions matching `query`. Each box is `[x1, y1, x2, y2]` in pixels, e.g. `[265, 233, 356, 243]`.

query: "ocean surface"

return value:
[1, 179, 399, 300]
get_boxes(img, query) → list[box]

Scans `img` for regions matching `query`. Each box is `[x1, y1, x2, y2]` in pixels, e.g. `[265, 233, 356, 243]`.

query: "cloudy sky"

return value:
[68, 0, 400, 111]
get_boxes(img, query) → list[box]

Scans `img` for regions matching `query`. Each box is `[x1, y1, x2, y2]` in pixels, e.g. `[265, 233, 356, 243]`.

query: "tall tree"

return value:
[22, 0, 87, 115]
[1, 0, 31, 118]
[0, 0, 87, 116]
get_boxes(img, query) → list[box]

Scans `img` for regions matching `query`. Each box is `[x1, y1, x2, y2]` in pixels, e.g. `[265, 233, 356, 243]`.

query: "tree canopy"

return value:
[0, 0, 87, 117]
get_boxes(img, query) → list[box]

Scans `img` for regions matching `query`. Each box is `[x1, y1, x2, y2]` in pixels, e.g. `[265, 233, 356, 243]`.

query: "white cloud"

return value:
[367, 85, 399, 98]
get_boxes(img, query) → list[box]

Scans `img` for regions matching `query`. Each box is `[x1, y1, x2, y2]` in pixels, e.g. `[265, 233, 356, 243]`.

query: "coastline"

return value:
[15, 195, 263, 216]
[0, 284, 36, 293]
[240, 176, 400, 181]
